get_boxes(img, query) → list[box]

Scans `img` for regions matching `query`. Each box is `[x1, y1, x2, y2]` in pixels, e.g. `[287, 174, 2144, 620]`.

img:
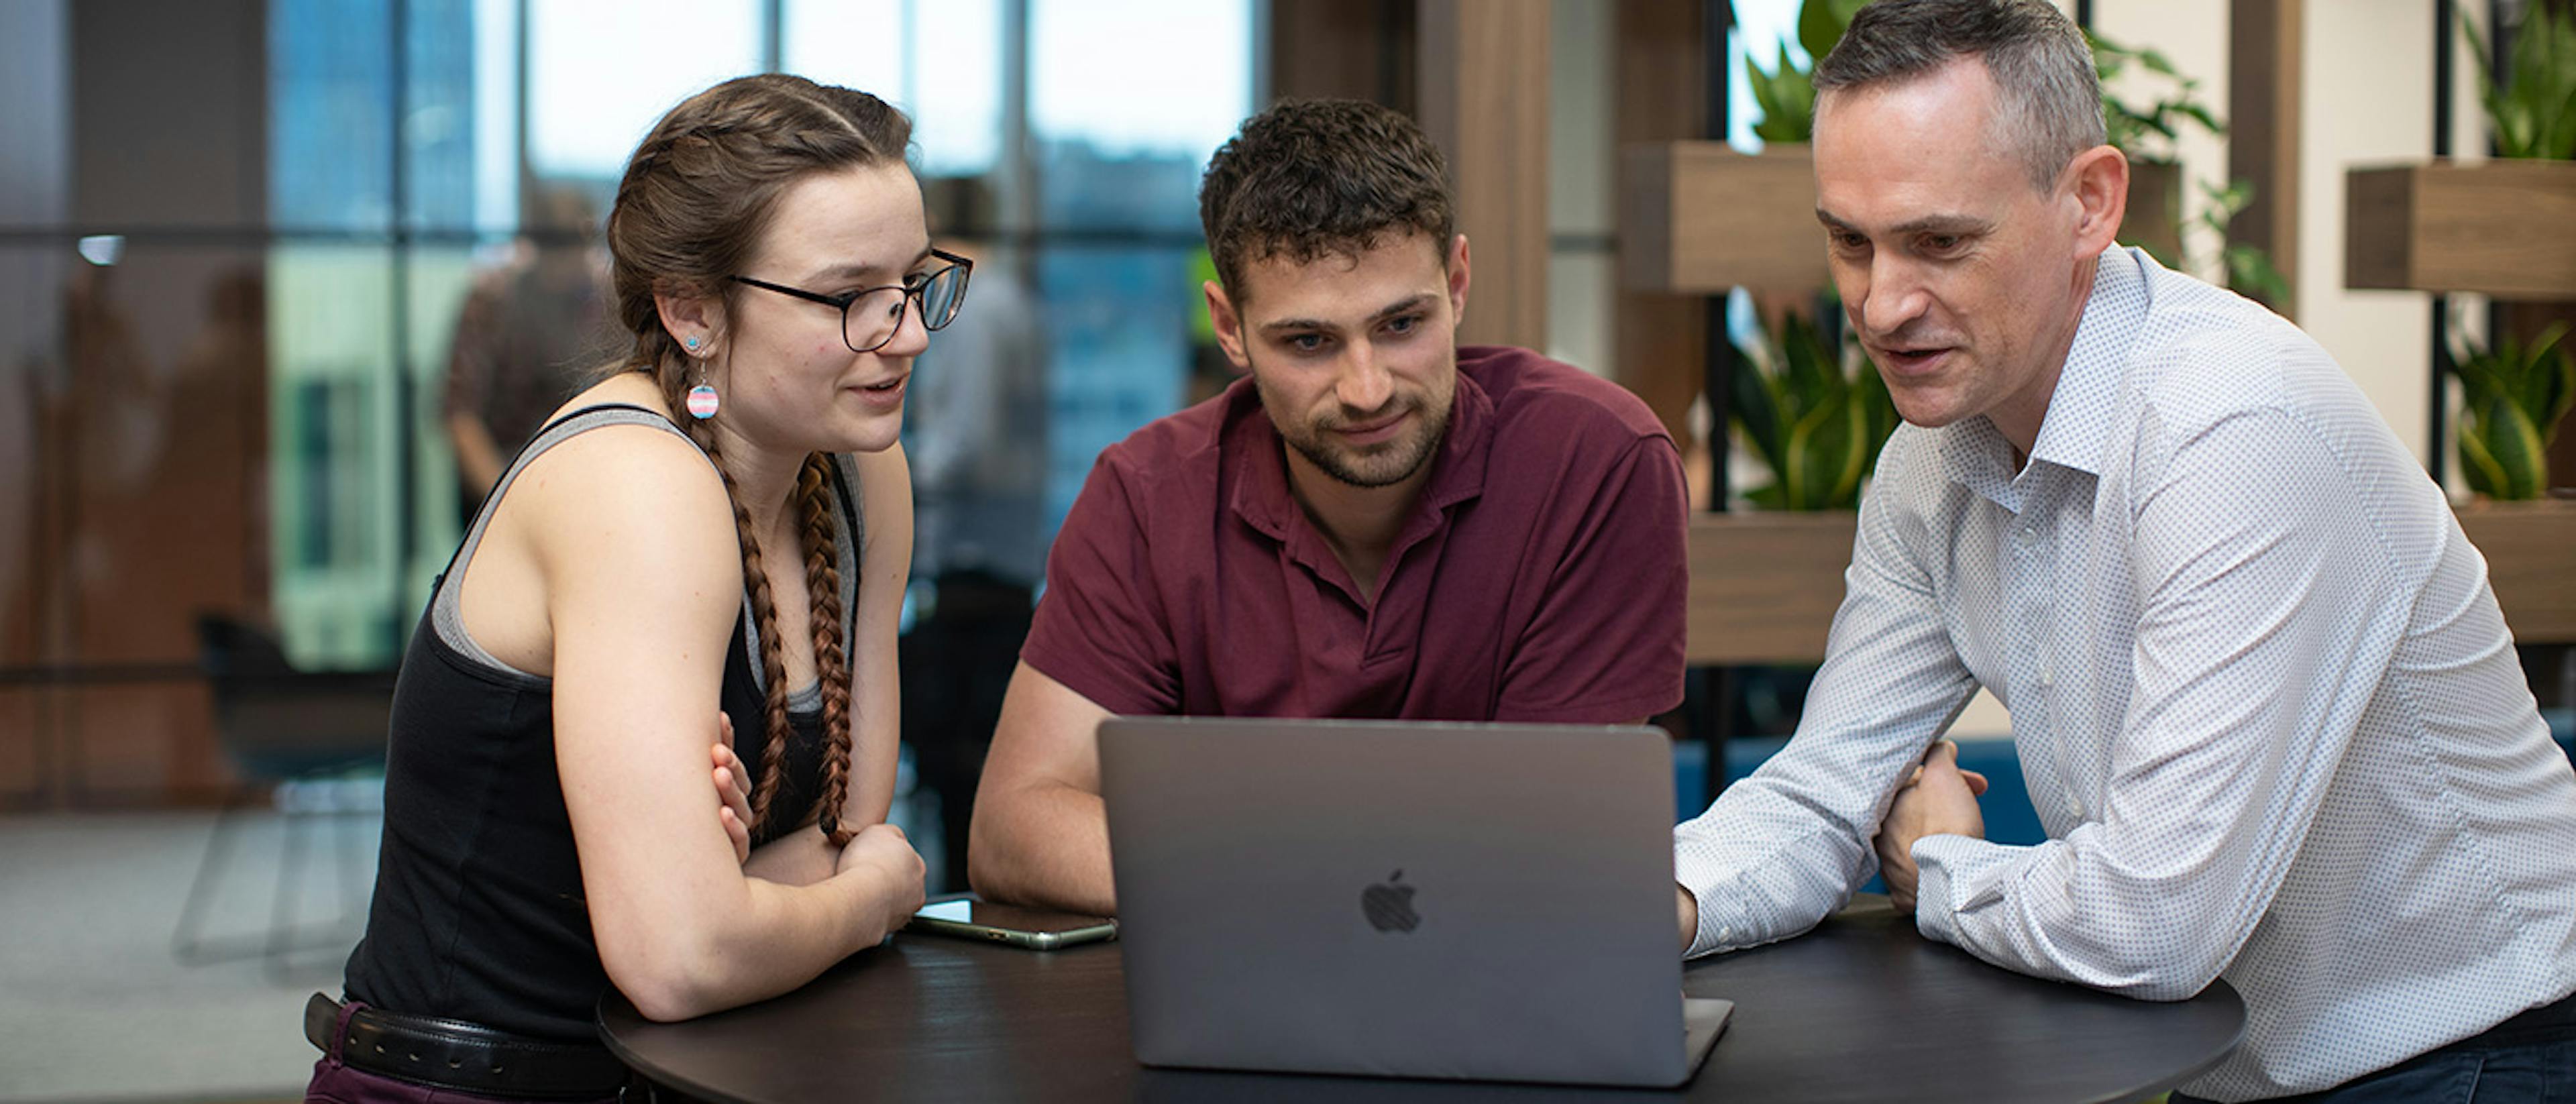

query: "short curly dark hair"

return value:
[1197, 99, 1455, 302]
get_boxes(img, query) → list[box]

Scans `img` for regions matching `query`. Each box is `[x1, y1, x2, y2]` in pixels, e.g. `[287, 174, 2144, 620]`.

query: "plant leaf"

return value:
[2543, 349, 2576, 447]
[2477, 396, 2548, 500]
[2174, 102, 2226, 137]
[2516, 323, 2572, 440]
[1731, 337, 1788, 478]
[1796, 0, 1845, 68]
[2222, 244, 2293, 307]
[2458, 412, 2508, 499]
[1786, 387, 1852, 510]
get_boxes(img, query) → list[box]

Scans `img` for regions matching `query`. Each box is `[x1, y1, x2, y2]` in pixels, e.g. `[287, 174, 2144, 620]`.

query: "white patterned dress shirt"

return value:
[1674, 247, 2576, 1101]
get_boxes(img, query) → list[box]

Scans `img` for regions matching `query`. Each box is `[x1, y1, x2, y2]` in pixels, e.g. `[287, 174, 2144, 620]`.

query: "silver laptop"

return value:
[1099, 716, 1731, 1088]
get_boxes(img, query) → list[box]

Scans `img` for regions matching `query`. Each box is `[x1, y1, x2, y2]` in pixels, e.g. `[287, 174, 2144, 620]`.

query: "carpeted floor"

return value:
[0, 775, 945, 1104]
[0, 806, 378, 1103]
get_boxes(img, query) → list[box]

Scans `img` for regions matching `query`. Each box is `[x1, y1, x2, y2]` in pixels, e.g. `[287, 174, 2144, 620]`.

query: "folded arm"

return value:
[1673, 473, 1979, 957]
[535, 429, 922, 1022]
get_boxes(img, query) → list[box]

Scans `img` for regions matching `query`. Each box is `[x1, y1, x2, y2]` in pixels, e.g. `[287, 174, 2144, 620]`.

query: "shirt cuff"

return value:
[1674, 846, 1750, 958]
[1910, 832, 2015, 946]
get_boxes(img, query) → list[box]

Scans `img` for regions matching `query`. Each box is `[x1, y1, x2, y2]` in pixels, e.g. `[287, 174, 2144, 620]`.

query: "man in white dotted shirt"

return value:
[1669, 2, 2576, 1101]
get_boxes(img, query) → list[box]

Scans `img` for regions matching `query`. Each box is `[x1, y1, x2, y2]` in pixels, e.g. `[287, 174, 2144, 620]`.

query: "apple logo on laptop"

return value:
[1362, 870, 1420, 932]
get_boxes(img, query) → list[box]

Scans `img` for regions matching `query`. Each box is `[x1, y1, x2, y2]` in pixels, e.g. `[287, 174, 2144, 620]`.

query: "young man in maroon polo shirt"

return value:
[969, 99, 1689, 917]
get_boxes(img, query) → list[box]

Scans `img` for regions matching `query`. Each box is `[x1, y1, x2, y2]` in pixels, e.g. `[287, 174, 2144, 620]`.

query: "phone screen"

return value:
[912, 898, 1115, 936]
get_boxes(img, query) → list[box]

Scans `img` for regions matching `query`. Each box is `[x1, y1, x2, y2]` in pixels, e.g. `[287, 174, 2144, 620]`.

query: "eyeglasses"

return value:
[727, 249, 973, 354]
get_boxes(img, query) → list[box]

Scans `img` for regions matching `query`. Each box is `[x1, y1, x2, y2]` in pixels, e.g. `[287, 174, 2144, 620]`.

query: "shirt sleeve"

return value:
[1018, 453, 1181, 716]
[1911, 406, 2408, 1001]
[1673, 465, 1980, 957]
[1493, 435, 1691, 723]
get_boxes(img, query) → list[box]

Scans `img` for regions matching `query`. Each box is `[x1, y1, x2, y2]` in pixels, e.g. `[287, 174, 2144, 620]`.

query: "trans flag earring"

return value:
[684, 336, 720, 419]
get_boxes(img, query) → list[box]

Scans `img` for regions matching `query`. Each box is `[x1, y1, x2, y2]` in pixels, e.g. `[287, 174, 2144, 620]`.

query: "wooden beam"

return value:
[1621, 142, 1829, 295]
[2458, 503, 2576, 645]
[1685, 513, 1855, 665]
[2345, 160, 2576, 300]
[1614, 0, 1709, 459]
[1268, 0, 1415, 111]
[1418, 0, 1550, 351]
[2226, 0, 2301, 317]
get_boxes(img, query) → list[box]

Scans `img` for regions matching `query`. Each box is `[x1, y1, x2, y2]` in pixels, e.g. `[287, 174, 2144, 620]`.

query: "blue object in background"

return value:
[1713, 736, 2045, 846]
[1683, 735, 2047, 897]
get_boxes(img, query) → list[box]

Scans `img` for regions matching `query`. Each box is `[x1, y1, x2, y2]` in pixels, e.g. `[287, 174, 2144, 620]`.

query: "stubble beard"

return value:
[1285, 396, 1452, 489]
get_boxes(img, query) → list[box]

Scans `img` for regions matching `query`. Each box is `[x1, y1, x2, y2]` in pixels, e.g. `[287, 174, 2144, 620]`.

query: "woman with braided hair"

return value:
[308, 74, 964, 1102]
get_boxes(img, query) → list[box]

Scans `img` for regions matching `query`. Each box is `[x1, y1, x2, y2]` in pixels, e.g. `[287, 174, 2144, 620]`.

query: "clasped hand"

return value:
[1874, 740, 1989, 917]
[708, 713, 924, 896]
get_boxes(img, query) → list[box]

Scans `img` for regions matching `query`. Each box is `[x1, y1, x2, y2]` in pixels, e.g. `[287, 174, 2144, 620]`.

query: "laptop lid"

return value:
[1100, 717, 1725, 1088]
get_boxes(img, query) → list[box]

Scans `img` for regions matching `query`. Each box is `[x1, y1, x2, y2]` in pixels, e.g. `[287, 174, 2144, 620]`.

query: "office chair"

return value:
[170, 613, 396, 978]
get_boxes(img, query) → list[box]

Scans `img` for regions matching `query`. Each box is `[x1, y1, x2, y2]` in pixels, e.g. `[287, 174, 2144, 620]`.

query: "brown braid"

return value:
[796, 455, 855, 846]
[594, 75, 909, 845]
[653, 369, 797, 834]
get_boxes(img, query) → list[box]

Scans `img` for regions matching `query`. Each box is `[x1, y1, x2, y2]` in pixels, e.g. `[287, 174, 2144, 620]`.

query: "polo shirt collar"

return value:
[1226, 361, 1497, 545]
[1937, 245, 2150, 496]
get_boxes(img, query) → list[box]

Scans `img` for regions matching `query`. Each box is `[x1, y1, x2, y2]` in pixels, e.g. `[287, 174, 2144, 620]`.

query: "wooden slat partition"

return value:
[1268, 0, 1415, 111]
[2226, 0, 2302, 317]
[1613, 0, 1710, 452]
[1417, 0, 1551, 351]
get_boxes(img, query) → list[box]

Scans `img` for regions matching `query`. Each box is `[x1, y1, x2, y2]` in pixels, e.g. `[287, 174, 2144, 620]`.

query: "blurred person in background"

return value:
[441, 184, 612, 516]
[311, 74, 968, 1101]
[900, 175, 1046, 893]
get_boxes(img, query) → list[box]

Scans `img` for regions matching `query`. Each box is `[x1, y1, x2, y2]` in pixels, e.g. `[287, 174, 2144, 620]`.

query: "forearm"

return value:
[621, 862, 906, 1022]
[968, 782, 1117, 916]
[1913, 832, 2252, 1001]
[743, 824, 841, 887]
[1675, 790, 1874, 957]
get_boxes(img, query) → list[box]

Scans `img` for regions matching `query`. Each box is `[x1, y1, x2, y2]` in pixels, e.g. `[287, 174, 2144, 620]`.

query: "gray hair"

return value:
[1813, 0, 2106, 190]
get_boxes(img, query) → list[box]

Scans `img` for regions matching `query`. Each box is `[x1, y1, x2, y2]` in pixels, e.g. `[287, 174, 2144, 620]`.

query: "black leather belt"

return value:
[305, 993, 631, 1100]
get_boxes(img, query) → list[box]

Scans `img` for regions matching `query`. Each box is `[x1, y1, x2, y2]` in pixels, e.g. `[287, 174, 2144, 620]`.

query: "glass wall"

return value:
[1, 0, 1253, 806]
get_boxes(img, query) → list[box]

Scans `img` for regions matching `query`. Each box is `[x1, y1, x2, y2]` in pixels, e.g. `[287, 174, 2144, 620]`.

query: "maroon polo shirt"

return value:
[1020, 345, 1687, 722]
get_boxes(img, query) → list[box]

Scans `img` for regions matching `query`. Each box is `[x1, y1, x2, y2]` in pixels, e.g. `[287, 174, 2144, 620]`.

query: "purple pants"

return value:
[303, 999, 624, 1104]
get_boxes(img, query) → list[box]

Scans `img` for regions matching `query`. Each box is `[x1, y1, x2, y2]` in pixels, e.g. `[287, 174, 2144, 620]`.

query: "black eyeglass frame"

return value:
[727, 247, 973, 354]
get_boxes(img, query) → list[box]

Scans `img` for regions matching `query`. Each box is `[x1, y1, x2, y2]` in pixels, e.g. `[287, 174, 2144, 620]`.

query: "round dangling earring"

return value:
[686, 366, 720, 420]
[683, 337, 719, 419]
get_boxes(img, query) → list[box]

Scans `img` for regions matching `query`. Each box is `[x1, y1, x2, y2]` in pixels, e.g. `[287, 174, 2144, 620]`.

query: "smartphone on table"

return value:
[907, 895, 1118, 950]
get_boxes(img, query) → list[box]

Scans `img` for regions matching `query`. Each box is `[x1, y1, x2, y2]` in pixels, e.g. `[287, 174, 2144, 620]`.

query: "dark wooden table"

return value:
[601, 897, 2243, 1104]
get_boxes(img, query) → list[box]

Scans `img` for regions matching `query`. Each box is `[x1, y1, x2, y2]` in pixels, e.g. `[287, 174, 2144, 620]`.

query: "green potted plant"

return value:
[1622, 0, 1860, 294]
[2346, 4, 2576, 299]
[2447, 308, 2576, 647]
[1729, 310, 1898, 511]
[2451, 320, 2573, 502]
[1629, 9, 2287, 302]
[2090, 32, 2292, 307]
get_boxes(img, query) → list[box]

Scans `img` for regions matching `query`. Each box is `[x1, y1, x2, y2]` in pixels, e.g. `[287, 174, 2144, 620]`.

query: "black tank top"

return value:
[342, 404, 864, 1041]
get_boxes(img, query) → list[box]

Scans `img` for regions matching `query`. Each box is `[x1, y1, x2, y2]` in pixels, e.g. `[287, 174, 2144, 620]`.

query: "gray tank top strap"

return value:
[432, 405, 709, 678]
[429, 405, 870, 694]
